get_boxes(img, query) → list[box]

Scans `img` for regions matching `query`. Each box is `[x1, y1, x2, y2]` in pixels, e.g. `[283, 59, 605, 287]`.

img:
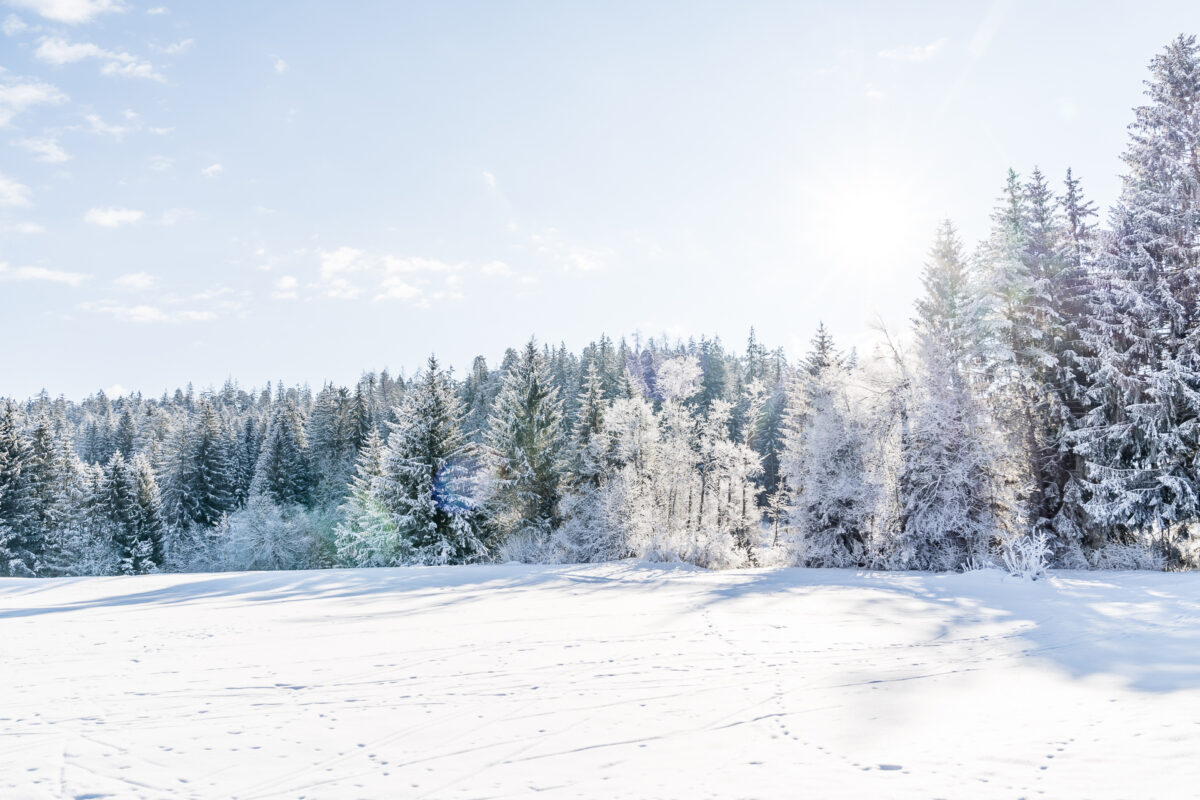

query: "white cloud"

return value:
[158, 207, 189, 226]
[148, 154, 173, 171]
[5, 221, 45, 233]
[7, 0, 126, 24]
[2, 13, 28, 33]
[482, 170, 496, 188]
[877, 37, 949, 63]
[0, 77, 66, 126]
[479, 260, 536, 285]
[83, 112, 131, 139]
[480, 260, 512, 277]
[312, 247, 466, 304]
[145, 5, 167, 14]
[381, 255, 460, 274]
[201, 162, 223, 178]
[374, 276, 421, 302]
[319, 246, 367, 277]
[273, 56, 287, 75]
[14, 135, 69, 162]
[865, 84, 885, 100]
[0, 261, 89, 285]
[148, 125, 173, 135]
[272, 275, 298, 299]
[156, 38, 192, 55]
[112, 271, 154, 290]
[35, 36, 163, 81]
[529, 229, 608, 272]
[0, 171, 31, 206]
[84, 206, 143, 227]
[79, 301, 214, 323]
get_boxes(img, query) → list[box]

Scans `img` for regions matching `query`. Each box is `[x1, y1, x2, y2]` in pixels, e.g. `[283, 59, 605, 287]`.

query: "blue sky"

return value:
[1, 0, 1196, 399]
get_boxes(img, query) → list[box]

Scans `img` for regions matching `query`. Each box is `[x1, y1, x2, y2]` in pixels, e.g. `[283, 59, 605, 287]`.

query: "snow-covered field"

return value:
[4, 564, 1200, 799]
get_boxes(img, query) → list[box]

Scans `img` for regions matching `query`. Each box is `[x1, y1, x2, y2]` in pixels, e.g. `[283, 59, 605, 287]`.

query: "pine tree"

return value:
[334, 427, 399, 566]
[1074, 35, 1200, 562]
[788, 363, 873, 567]
[486, 338, 566, 540]
[370, 356, 486, 564]
[899, 223, 1012, 569]
[0, 401, 39, 576]
[252, 402, 312, 508]
[100, 452, 163, 574]
[162, 399, 236, 529]
[567, 361, 607, 488]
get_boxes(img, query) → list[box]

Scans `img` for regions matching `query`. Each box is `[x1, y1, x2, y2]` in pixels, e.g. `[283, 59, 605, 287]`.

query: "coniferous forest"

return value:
[4, 35, 1200, 578]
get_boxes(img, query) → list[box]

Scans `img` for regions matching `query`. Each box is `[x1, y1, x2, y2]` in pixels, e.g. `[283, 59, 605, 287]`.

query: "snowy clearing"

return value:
[4, 564, 1200, 799]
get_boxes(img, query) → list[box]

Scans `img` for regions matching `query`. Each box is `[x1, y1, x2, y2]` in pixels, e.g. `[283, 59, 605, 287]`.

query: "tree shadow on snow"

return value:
[693, 566, 1200, 694]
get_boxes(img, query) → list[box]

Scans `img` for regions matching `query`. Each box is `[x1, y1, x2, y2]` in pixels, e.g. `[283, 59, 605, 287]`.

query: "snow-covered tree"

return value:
[252, 402, 312, 508]
[1073, 35, 1200, 562]
[486, 338, 566, 543]
[899, 223, 1014, 569]
[353, 356, 487, 565]
[0, 401, 39, 576]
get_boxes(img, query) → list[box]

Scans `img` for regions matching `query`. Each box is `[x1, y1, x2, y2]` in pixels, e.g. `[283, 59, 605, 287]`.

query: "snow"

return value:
[4, 563, 1200, 798]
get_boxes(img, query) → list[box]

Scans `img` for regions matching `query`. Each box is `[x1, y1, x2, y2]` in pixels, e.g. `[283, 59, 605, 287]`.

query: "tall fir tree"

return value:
[486, 338, 567, 539]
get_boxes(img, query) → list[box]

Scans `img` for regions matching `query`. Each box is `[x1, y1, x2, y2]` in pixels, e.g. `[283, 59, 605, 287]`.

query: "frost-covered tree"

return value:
[99, 452, 164, 574]
[252, 402, 312, 508]
[486, 338, 566, 541]
[162, 399, 236, 529]
[357, 356, 487, 565]
[1073, 35, 1200, 561]
[899, 223, 1013, 569]
[0, 401, 39, 576]
[334, 427, 400, 566]
[784, 356, 874, 568]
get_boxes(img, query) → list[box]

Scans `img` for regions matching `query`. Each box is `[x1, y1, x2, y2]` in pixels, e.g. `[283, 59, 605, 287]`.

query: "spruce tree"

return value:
[0, 401, 39, 576]
[371, 356, 485, 564]
[486, 338, 566, 539]
[252, 402, 313, 508]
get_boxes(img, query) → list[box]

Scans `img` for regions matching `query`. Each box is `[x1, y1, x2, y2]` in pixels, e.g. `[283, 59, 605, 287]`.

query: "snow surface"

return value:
[4, 563, 1200, 799]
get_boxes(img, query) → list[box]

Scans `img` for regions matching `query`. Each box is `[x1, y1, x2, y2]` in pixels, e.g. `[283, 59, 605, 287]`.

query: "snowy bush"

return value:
[497, 529, 551, 563]
[1000, 532, 1050, 580]
[219, 496, 326, 571]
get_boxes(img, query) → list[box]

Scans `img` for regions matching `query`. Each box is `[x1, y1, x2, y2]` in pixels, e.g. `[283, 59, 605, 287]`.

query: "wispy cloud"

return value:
[155, 38, 192, 56]
[2, 13, 29, 34]
[308, 246, 466, 306]
[0, 171, 32, 205]
[35, 36, 163, 81]
[83, 111, 134, 139]
[201, 162, 223, 178]
[4, 221, 45, 233]
[158, 207, 190, 226]
[272, 56, 287, 75]
[0, 76, 66, 126]
[7, 0, 126, 24]
[84, 206, 143, 227]
[78, 301, 214, 323]
[0, 261, 89, 285]
[112, 271, 155, 290]
[877, 37, 949, 63]
[480, 259, 536, 285]
[145, 5, 167, 14]
[14, 135, 69, 162]
[529, 229, 607, 272]
[272, 275, 298, 299]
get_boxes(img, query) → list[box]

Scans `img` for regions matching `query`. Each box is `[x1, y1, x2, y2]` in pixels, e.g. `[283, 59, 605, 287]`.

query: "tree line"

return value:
[2, 34, 1199, 576]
